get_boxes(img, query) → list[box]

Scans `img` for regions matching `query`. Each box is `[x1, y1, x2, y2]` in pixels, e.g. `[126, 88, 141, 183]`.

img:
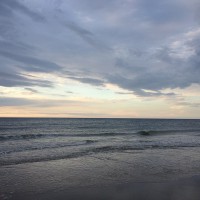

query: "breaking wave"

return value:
[1, 142, 200, 166]
[1, 129, 200, 141]
[137, 129, 200, 136]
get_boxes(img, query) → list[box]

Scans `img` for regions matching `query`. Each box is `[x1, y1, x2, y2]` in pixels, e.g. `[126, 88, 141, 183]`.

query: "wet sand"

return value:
[1, 150, 200, 200]
[2, 175, 200, 200]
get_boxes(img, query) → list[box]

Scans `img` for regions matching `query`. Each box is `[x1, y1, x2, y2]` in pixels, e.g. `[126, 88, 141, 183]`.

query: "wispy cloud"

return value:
[0, 71, 52, 87]
[0, 96, 81, 107]
[25, 88, 39, 93]
[68, 76, 105, 86]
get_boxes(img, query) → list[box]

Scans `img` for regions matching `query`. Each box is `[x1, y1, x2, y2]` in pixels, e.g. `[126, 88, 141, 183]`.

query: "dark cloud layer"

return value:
[0, 51, 62, 73]
[0, 0, 45, 21]
[0, 0, 199, 98]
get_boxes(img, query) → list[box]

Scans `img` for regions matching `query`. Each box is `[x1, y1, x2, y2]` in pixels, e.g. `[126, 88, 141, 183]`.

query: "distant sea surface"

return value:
[0, 118, 200, 166]
[1, 118, 200, 200]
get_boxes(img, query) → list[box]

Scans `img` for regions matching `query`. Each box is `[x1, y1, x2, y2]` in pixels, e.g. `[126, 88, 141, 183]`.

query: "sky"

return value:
[0, 0, 200, 118]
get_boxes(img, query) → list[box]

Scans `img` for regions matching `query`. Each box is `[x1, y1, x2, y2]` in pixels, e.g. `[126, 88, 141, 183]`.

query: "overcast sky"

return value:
[0, 0, 200, 118]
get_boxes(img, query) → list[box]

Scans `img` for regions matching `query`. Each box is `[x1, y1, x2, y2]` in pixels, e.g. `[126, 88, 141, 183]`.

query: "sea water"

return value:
[0, 118, 200, 166]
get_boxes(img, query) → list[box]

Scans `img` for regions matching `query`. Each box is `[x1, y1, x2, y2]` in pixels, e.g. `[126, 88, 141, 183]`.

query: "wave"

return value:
[0, 133, 54, 141]
[1, 129, 200, 141]
[1, 142, 200, 166]
[0, 132, 132, 141]
[86, 143, 200, 153]
[137, 129, 200, 136]
[0, 139, 97, 155]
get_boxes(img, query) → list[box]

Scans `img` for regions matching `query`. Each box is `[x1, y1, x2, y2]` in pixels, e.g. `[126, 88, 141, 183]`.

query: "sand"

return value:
[1, 150, 200, 200]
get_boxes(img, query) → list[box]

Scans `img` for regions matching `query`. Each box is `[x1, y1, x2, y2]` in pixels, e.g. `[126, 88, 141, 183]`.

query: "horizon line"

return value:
[0, 117, 199, 120]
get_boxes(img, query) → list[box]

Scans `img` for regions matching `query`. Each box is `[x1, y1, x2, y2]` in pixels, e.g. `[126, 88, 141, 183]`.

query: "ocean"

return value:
[1, 118, 200, 199]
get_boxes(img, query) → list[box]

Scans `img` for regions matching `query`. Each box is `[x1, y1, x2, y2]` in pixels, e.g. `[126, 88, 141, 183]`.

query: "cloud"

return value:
[133, 90, 176, 97]
[0, 0, 45, 22]
[0, 40, 33, 54]
[65, 22, 94, 46]
[104, 26, 200, 96]
[177, 101, 200, 108]
[0, 97, 35, 106]
[68, 77, 105, 86]
[0, 0, 199, 100]
[115, 92, 133, 95]
[106, 73, 177, 97]
[66, 91, 74, 94]
[25, 88, 39, 93]
[135, 0, 191, 24]
[0, 71, 52, 87]
[0, 50, 62, 73]
[0, 96, 81, 107]
[64, 22, 110, 50]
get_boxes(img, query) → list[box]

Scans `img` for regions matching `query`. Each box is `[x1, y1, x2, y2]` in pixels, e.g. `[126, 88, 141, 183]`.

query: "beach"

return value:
[1, 118, 200, 199]
[1, 148, 200, 200]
